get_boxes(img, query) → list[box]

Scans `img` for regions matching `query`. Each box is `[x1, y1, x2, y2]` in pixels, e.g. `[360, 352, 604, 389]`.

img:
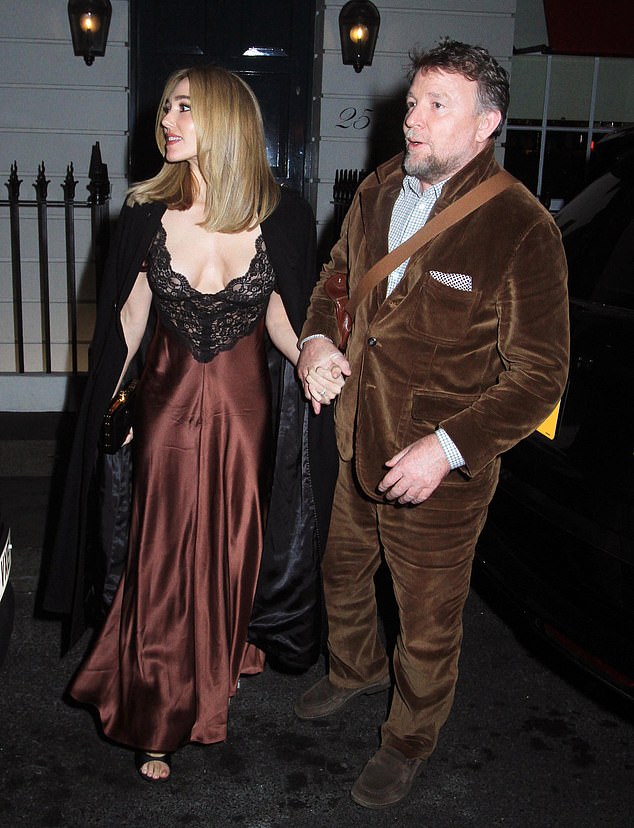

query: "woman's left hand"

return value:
[305, 365, 345, 404]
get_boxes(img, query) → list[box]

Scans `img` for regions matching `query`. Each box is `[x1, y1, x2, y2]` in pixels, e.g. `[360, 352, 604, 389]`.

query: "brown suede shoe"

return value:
[350, 745, 424, 809]
[294, 675, 391, 720]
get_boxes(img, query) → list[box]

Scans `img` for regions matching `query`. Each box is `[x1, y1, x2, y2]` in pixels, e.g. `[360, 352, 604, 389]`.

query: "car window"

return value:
[556, 156, 634, 310]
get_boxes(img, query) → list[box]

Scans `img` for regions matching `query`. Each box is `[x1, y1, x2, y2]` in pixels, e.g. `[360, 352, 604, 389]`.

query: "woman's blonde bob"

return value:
[127, 65, 280, 233]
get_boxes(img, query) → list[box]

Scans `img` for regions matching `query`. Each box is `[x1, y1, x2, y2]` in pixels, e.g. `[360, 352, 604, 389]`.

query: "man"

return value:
[294, 40, 569, 809]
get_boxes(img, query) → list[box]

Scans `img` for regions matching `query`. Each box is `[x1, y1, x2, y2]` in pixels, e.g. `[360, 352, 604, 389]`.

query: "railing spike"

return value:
[34, 163, 50, 201]
[6, 162, 22, 202]
[62, 163, 78, 201]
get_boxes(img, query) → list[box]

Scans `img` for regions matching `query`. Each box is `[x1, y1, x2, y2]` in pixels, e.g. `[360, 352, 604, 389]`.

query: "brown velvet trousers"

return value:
[323, 458, 499, 760]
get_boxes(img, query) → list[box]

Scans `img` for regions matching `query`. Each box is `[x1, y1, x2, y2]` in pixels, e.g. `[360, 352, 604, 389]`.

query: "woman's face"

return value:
[160, 77, 198, 165]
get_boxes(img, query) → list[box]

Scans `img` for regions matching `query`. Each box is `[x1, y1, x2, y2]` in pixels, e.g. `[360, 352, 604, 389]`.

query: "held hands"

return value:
[297, 338, 351, 414]
[378, 433, 450, 505]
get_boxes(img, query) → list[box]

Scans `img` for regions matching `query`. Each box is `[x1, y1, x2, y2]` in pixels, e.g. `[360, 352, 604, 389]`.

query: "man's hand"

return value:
[297, 338, 351, 414]
[378, 433, 450, 504]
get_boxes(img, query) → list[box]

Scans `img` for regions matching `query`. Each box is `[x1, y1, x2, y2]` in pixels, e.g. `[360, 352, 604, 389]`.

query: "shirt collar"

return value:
[402, 175, 447, 200]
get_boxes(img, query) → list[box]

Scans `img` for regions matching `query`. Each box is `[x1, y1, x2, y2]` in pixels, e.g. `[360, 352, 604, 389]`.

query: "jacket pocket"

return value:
[411, 390, 480, 425]
[406, 272, 480, 344]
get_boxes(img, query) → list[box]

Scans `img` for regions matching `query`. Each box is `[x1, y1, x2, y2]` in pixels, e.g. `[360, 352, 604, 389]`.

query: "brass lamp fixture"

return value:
[68, 0, 112, 65]
[339, 1, 380, 73]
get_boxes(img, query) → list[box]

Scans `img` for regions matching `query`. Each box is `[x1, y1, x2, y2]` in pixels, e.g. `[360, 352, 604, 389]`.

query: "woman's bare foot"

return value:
[135, 751, 172, 781]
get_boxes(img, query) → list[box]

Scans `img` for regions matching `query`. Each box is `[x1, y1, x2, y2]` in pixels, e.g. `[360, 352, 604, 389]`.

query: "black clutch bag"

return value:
[101, 380, 138, 454]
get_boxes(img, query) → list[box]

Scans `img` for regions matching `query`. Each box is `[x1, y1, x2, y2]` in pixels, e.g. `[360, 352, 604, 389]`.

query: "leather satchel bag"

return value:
[323, 170, 515, 351]
[324, 271, 352, 350]
[101, 379, 138, 454]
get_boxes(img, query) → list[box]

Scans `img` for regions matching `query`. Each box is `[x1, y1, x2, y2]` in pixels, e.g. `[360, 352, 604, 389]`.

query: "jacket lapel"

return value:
[358, 155, 404, 267]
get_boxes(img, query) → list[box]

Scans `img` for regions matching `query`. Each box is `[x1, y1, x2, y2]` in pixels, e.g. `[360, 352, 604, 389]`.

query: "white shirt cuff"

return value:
[435, 427, 465, 470]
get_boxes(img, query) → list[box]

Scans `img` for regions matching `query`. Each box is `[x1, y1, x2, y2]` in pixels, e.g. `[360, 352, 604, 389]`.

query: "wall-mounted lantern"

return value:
[68, 0, 112, 66]
[339, 1, 380, 73]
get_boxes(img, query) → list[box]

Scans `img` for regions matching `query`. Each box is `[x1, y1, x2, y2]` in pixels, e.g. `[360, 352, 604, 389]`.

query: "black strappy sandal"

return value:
[134, 751, 172, 781]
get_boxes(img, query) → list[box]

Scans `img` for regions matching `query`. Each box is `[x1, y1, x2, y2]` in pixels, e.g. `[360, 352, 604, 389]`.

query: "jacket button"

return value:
[367, 336, 377, 347]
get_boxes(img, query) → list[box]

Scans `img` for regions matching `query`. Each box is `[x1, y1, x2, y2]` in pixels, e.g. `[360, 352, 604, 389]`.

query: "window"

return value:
[505, 54, 634, 209]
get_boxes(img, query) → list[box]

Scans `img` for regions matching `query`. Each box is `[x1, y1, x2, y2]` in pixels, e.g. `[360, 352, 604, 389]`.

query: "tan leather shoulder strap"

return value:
[345, 170, 515, 319]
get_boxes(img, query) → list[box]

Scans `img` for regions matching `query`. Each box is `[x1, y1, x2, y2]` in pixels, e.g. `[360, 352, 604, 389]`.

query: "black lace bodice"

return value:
[146, 225, 276, 362]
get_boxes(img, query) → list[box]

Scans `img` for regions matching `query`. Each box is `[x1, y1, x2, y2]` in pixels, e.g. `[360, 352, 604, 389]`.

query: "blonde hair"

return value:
[127, 65, 280, 232]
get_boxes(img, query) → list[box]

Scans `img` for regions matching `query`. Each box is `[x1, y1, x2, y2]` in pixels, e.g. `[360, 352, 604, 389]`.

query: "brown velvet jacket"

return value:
[301, 143, 570, 500]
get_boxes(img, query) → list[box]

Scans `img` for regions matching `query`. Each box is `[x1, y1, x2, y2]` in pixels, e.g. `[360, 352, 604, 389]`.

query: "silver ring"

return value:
[319, 389, 326, 396]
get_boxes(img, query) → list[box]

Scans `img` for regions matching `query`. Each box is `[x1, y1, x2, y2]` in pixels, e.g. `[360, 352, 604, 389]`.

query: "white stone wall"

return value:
[0, 0, 130, 206]
[0, 0, 129, 397]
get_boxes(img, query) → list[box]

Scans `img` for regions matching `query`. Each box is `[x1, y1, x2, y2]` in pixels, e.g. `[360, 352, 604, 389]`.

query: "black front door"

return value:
[129, 0, 315, 193]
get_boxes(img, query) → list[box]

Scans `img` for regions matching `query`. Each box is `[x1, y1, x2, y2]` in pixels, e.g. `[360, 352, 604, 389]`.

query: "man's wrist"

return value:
[435, 428, 465, 470]
[298, 333, 334, 350]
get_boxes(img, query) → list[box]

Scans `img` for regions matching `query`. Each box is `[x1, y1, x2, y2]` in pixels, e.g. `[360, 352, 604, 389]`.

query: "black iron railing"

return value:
[332, 168, 368, 235]
[1, 143, 110, 374]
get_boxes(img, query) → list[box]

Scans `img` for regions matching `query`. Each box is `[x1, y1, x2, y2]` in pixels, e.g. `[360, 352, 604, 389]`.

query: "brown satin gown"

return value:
[70, 228, 274, 752]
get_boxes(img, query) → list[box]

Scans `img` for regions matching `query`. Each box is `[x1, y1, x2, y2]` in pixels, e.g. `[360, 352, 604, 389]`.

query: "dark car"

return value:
[475, 133, 634, 700]
[585, 125, 634, 185]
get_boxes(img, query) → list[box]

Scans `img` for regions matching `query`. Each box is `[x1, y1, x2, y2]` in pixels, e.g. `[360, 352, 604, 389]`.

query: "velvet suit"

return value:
[300, 144, 570, 759]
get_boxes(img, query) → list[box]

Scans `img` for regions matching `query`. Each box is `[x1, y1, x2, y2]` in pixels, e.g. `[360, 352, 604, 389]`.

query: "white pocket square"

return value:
[430, 270, 472, 291]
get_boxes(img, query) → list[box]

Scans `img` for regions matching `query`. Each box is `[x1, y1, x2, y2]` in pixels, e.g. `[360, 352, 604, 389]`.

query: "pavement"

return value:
[0, 414, 633, 827]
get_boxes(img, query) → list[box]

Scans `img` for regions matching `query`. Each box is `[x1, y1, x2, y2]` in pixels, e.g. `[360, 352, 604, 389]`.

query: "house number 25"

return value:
[336, 107, 372, 130]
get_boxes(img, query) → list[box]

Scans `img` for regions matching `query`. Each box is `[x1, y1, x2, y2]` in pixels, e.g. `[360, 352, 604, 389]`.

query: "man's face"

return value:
[403, 68, 499, 187]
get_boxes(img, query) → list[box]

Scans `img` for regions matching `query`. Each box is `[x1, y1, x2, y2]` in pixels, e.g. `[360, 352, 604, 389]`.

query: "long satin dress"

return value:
[70, 227, 275, 752]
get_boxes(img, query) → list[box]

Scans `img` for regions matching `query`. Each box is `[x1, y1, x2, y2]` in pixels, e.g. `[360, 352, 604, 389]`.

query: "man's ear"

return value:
[476, 109, 502, 143]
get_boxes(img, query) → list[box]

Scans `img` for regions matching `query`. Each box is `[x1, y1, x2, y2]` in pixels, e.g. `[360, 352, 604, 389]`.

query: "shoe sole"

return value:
[294, 678, 391, 720]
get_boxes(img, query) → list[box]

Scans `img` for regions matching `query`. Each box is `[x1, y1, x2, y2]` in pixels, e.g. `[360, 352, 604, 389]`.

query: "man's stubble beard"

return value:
[403, 148, 458, 185]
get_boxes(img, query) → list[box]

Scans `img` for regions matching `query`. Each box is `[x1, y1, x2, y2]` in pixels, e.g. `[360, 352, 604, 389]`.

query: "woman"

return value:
[42, 66, 337, 780]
